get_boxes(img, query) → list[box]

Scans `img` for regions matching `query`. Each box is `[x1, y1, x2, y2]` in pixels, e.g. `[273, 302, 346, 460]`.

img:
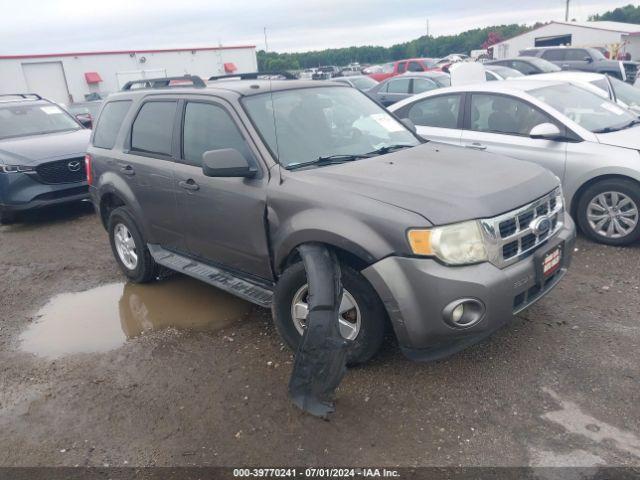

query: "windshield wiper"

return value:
[286, 153, 371, 170]
[364, 144, 414, 156]
[593, 119, 640, 134]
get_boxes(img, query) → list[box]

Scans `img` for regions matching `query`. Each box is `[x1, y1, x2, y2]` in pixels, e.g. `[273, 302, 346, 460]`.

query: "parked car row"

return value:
[4, 65, 640, 368]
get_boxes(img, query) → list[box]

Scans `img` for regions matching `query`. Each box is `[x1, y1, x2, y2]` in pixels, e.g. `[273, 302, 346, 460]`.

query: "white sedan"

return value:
[389, 79, 640, 245]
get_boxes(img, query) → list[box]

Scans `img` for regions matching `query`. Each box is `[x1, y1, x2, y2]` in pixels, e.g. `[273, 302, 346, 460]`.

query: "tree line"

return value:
[257, 3, 640, 71]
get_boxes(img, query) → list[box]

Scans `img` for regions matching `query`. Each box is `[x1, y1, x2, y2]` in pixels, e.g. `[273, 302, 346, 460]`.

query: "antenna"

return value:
[565, 0, 570, 21]
[264, 27, 283, 184]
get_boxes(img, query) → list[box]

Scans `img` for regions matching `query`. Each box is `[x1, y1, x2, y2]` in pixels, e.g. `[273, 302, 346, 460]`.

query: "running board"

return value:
[147, 244, 273, 307]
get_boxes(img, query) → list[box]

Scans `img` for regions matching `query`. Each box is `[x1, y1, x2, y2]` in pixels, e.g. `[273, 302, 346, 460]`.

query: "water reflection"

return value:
[20, 276, 252, 359]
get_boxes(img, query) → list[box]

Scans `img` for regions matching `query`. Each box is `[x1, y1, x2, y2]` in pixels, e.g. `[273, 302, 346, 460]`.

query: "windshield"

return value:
[608, 76, 640, 109]
[529, 83, 637, 133]
[530, 57, 561, 72]
[0, 104, 81, 140]
[350, 76, 378, 90]
[492, 67, 524, 79]
[243, 86, 420, 168]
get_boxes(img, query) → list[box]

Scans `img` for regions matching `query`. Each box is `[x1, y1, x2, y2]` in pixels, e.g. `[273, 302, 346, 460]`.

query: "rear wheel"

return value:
[108, 206, 158, 283]
[576, 179, 640, 246]
[272, 260, 386, 365]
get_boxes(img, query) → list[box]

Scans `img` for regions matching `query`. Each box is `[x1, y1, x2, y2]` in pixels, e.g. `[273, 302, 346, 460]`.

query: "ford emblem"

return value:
[530, 216, 552, 236]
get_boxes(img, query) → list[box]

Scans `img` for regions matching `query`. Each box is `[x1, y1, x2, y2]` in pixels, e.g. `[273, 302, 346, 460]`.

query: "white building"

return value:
[0, 45, 258, 104]
[490, 21, 640, 60]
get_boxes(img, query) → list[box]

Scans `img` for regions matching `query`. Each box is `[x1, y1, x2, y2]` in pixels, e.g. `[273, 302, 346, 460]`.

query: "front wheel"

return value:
[272, 261, 387, 365]
[576, 179, 640, 246]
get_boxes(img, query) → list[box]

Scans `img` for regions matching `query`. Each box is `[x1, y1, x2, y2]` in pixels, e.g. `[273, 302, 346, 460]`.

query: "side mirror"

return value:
[584, 56, 593, 63]
[202, 148, 257, 178]
[76, 114, 93, 129]
[529, 123, 562, 140]
[400, 118, 417, 134]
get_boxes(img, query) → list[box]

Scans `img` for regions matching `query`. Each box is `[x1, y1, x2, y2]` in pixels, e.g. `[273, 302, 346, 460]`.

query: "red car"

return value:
[368, 58, 438, 82]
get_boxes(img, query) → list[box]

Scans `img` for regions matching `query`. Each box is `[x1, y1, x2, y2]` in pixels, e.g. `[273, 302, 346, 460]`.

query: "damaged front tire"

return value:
[273, 260, 386, 365]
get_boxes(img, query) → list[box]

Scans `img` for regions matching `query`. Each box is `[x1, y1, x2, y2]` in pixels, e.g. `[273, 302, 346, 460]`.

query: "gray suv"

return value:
[520, 47, 639, 83]
[0, 94, 91, 224]
[88, 75, 576, 364]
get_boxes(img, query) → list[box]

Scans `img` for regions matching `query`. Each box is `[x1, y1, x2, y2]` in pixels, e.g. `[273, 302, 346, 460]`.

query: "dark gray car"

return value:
[88, 75, 575, 364]
[486, 57, 561, 76]
[0, 94, 91, 224]
[519, 47, 639, 83]
[367, 72, 450, 106]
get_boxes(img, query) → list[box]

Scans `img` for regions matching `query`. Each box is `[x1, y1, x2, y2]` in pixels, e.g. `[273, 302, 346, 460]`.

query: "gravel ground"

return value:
[0, 202, 639, 468]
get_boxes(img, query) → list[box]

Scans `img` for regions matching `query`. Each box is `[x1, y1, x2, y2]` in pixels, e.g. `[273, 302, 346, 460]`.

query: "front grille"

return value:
[35, 157, 86, 184]
[481, 188, 564, 268]
[623, 62, 638, 83]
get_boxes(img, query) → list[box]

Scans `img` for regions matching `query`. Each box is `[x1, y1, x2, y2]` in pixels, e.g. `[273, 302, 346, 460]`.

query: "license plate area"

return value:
[535, 240, 564, 285]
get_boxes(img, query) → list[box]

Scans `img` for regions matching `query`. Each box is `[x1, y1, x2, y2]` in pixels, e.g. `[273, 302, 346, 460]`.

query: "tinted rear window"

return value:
[131, 101, 177, 155]
[93, 101, 131, 149]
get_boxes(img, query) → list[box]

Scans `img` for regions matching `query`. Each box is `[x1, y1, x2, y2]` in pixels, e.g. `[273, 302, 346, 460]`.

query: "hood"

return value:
[0, 129, 91, 166]
[292, 143, 559, 225]
[596, 124, 640, 150]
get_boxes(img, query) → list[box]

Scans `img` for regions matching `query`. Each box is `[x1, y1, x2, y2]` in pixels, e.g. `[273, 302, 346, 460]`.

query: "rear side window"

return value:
[182, 102, 251, 167]
[93, 101, 131, 149]
[386, 78, 411, 94]
[405, 94, 461, 129]
[131, 101, 177, 155]
[412, 78, 439, 94]
[564, 49, 589, 61]
[541, 49, 565, 61]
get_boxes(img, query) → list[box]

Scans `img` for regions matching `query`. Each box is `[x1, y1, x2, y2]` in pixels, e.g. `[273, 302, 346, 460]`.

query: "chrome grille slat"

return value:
[480, 188, 564, 269]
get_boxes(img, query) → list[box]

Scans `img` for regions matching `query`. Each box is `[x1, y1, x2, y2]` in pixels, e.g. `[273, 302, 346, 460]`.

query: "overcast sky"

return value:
[0, 0, 632, 55]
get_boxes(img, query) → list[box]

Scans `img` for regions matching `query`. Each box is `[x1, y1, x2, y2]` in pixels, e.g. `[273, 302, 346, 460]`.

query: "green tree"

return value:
[589, 4, 640, 23]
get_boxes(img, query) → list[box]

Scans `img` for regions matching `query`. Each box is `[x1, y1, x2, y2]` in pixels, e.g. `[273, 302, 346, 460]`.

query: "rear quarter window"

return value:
[92, 101, 131, 149]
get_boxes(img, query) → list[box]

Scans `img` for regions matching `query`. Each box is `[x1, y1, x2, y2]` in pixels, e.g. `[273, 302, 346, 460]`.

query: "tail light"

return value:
[85, 154, 93, 185]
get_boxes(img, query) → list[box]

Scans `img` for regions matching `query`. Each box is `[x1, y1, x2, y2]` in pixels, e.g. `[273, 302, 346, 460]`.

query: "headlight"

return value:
[0, 165, 34, 173]
[407, 220, 488, 265]
[1, 165, 33, 173]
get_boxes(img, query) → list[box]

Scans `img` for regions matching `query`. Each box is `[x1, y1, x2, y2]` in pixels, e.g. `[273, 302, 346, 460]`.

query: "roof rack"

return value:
[0, 93, 43, 101]
[208, 71, 297, 81]
[121, 75, 206, 91]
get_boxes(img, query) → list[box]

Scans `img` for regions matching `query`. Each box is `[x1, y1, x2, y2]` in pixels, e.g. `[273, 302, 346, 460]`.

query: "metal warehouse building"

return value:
[491, 21, 640, 60]
[0, 45, 258, 104]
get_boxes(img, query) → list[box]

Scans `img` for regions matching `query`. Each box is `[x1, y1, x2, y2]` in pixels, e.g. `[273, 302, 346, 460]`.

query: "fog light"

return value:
[442, 298, 485, 329]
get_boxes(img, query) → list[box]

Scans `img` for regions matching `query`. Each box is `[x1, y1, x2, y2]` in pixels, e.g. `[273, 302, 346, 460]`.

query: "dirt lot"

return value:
[0, 202, 639, 468]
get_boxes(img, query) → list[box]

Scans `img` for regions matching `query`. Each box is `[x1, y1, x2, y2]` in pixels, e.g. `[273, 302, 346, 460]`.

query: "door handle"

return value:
[465, 143, 487, 150]
[178, 179, 200, 191]
[119, 164, 135, 175]
[561, 64, 570, 69]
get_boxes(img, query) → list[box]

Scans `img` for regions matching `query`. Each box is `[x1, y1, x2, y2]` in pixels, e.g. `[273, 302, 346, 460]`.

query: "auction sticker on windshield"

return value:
[370, 113, 404, 132]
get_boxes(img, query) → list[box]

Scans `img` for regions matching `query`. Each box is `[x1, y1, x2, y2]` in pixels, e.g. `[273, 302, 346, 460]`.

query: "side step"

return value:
[147, 244, 273, 308]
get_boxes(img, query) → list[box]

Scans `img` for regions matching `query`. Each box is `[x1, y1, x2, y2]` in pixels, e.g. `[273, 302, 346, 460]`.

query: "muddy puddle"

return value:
[20, 275, 252, 359]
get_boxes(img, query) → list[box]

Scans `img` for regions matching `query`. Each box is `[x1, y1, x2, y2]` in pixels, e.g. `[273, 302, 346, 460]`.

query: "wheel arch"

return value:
[570, 173, 640, 218]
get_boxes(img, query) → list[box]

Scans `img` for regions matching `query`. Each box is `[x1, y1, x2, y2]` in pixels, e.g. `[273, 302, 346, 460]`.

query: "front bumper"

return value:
[362, 213, 576, 361]
[0, 172, 88, 213]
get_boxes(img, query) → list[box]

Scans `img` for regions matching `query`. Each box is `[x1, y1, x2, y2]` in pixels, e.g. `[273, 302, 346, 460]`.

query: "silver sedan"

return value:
[389, 79, 640, 245]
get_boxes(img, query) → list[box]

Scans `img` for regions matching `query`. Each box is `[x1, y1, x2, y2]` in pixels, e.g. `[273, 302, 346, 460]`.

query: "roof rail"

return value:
[0, 93, 43, 101]
[121, 75, 206, 91]
[208, 71, 297, 81]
